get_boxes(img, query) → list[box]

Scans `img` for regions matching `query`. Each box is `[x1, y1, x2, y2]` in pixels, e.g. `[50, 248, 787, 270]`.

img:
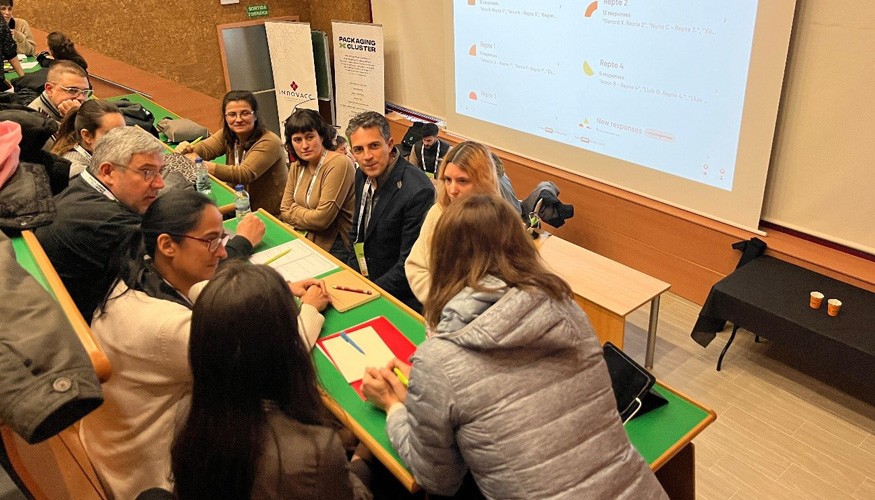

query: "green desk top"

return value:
[226, 212, 713, 475]
[625, 385, 712, 464]
[10, 234, 54, 298]
[107, 94, 234, 207]
[5, 56, 41, 80]
[225, 213, 426, 467]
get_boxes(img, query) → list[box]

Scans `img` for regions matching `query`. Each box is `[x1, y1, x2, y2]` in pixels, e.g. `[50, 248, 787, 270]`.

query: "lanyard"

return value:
[80, 169, 117, 201]
[234, 145, 247, 166]
[292, 150, 328, 209]
[73, 144, 92, 162]
[422, 140, 440, 173]
[355, 178, 373, 242]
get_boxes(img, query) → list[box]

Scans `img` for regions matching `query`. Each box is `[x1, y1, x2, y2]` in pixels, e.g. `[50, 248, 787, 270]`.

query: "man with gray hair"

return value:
[35, 127, 264, 322]
[346, 111, 433, 312]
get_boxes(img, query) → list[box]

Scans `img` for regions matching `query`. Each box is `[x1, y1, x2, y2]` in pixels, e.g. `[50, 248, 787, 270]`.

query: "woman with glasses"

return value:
[180, 90, 288, 215]
[51, 99, 126, 177]
[280, 108, 356, 261]
[80, 190, 330, 500]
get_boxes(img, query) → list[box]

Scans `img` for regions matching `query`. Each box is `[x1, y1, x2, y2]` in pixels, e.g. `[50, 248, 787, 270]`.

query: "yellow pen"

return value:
[190, 136, 204, 146]
[393, 367, 409, 387]
[263, 248, 290, 265]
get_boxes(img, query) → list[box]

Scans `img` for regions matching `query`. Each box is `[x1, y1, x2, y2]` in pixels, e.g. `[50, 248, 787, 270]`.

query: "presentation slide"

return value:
[454, 0, 759, 191]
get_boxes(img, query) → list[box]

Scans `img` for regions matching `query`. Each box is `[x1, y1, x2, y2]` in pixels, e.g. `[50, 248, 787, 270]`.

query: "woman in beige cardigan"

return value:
[182, 90, 288, 215]
[405, 141, 500, 303]
[280, 109, 355, 261]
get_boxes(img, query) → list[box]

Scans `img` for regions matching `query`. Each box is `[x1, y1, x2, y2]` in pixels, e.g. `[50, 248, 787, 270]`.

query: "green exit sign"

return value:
[247, 4, 269, 18]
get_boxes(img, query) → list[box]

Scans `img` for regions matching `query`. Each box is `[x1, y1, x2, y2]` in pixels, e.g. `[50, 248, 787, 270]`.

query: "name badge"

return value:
[354, 242, 369, 277]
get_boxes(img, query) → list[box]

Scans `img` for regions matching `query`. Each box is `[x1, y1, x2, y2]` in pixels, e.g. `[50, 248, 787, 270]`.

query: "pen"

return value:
[190, 136, 204, 145]
[263, 248, 291, 265]
[339, 331, 366, 355]
[393, 367, 409, 387]
[332, 285, 372, 295]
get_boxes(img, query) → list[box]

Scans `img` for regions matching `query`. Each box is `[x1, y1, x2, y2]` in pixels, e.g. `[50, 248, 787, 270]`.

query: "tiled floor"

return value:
[622, 292, 875, 500]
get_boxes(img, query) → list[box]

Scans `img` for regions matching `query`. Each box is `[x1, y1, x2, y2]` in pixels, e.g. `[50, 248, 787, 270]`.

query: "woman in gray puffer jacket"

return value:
[362, 194, 668, 500]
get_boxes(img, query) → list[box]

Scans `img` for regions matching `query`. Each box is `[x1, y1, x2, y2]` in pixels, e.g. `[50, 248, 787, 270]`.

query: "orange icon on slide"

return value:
[585, 2, 598, 18]
[469, 45, 477, 56]
[468, 0, 476, 5]
[469, 91, 478, 100]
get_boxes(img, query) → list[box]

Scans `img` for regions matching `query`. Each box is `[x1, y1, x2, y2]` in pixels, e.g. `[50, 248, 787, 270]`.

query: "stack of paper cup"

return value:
[827, 299, 842, 316]
[810, 291, 824, 309]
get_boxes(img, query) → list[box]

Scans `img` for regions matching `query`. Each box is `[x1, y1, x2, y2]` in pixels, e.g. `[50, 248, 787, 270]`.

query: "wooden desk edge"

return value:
[256, 210, 421, 491]
[649, 380, 717, 471]
[210, 174, 237, 215]
[321, 395, 418, 492]
[536, 234, 672, 316]
[21, 232, 112, 383]
[621, 283, 672, 319]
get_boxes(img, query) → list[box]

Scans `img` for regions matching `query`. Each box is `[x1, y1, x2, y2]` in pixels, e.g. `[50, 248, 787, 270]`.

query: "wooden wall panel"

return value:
[387, 114, 875, 304]
[309, 0, 372, 43]
[17, 1, 310, 99]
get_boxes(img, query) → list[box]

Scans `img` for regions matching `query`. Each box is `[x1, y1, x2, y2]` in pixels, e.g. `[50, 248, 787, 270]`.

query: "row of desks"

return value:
[228, 210, 716, 495]
[6, 90, 715, 497]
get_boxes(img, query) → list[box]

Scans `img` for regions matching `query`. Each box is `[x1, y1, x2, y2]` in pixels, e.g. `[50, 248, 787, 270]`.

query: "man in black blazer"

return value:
[346, 111, 434, 312]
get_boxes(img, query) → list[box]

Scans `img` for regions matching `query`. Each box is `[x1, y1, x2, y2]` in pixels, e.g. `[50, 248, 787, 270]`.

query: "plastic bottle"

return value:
[234, 184, 251, 220]
[194, 158, 211, 195]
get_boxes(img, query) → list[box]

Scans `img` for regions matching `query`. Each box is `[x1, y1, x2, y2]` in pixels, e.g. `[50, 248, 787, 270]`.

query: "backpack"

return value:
[113, 99, 159, 137]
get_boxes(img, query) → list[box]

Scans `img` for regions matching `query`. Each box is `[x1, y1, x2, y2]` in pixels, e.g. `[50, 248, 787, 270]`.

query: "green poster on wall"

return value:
[247, 5, 269, 18]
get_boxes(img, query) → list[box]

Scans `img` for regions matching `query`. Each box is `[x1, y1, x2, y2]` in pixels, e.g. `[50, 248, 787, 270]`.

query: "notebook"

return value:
[322, 270, 381, 312]
[317, 316, 417, 400]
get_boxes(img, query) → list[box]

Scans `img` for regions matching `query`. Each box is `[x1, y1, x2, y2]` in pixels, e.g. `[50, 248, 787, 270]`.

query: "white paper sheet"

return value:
[321, 327, 395, 383]
[249, 239, 336, 282]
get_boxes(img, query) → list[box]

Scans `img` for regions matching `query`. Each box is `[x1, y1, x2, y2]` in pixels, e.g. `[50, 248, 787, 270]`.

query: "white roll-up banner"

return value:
[332, 21, 385, 133]
[265, 21, 319, 141]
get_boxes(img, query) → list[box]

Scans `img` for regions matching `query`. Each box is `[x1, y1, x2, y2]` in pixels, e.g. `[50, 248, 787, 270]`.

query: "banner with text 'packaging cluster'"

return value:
[332, 21, 385, 134]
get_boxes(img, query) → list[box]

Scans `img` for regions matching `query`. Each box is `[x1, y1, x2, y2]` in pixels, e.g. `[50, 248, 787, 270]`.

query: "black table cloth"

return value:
[691, 256, 875, 372]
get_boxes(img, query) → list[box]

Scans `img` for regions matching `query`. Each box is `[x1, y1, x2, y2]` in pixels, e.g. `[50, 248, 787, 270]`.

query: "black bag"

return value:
[113, 99, 159, 137]
[602, 342, 668, 423]
[400, 122, 427, 159]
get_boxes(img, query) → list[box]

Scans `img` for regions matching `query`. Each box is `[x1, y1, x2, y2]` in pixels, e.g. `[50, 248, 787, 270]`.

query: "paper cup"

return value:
[827, 299, 842, 316]
[809, 291, 824, 309]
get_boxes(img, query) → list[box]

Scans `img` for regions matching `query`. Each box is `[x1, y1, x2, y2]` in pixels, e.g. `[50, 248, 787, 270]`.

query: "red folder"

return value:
[317, 316, 417, 400]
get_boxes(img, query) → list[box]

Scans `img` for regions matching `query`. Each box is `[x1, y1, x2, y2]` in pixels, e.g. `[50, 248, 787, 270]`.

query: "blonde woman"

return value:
[404, 141, 499, 303]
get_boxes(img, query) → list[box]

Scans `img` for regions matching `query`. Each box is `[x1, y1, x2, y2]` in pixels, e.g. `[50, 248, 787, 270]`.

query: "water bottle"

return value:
[234, 184, 251, 220]
[194, 158, 211, 195]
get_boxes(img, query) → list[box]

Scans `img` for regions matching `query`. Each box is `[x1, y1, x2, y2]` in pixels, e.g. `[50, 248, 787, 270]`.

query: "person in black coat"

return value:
[0, 14, 23, 91]
[345, 111, 434, 313]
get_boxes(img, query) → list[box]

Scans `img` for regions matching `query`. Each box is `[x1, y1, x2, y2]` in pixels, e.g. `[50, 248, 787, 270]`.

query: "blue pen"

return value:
[339, 331, 366, 355]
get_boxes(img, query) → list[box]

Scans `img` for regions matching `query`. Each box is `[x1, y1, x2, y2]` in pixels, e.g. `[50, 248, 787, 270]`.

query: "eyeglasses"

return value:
[51, 84, 94, 99]
[225, 110, 254, 120]
[168, 233, 230, 252]
[113, 163, 165, 182]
